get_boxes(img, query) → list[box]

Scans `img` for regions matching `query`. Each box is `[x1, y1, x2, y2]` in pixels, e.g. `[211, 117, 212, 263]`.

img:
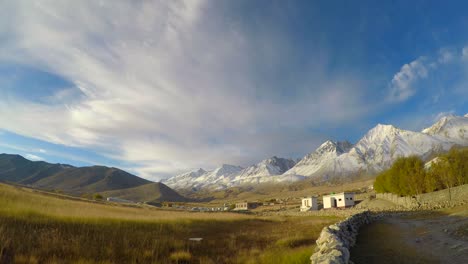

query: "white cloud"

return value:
[438, 48, 455, 64]
[388, 46, 468, 103]
[388, 57, 428, 102]
[0, 1, 375, 179]
[25, 153, 44, 161]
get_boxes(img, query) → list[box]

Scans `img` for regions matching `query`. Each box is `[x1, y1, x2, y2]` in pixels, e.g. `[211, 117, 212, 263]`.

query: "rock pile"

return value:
[310, 211, 371, 264]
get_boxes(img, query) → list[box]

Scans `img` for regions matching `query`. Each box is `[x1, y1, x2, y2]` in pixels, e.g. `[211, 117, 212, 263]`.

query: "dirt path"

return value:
[350, 206, 468, 264]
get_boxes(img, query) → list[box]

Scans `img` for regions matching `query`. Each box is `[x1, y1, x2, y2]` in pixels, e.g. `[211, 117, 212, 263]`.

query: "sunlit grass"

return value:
[0, 183, 340, 263]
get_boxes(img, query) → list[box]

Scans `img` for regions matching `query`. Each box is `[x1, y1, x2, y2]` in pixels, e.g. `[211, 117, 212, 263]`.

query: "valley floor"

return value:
[350, 205, 468, 264]
[0, 183, 341, 264]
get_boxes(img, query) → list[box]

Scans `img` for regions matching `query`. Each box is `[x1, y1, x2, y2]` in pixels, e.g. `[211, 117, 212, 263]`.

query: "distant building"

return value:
[234, 202, 258, 211]
[106, 197, 135, 204]
[323, 192, 355, 209]
[300, 196, 318, 211]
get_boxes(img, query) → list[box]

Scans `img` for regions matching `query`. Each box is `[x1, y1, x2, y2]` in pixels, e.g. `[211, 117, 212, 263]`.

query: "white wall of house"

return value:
[323, 193, 355, 209]
[300, 197, 318, 211]
[323, 196, 334, 209]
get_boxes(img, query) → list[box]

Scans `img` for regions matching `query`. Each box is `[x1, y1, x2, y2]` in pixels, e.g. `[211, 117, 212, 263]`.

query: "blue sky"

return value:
[0, 0, 467, 180]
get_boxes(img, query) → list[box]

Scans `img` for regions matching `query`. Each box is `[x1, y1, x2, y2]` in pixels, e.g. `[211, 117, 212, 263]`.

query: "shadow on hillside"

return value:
[350, 208, 468, 264]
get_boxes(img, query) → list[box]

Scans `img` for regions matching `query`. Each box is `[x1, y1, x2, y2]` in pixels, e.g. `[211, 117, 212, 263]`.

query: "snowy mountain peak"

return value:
[230, 156, 297, 185]
[316, 140, 353, 155]
[213, 164, 243, 176]
[421, 114, 468, 144]
[165, 114, 468, 191]
[422, 114, 456, 134]
[371, 123, 399, 133]
[259, 156, 296, 172]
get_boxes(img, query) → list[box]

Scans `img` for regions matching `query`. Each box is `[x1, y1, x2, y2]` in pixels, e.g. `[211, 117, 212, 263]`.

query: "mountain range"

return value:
[0, 154, 187, 202]
[164, 114, 468, 190]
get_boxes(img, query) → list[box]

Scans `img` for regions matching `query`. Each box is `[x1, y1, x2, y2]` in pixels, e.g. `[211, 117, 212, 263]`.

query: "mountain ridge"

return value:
[164, 114, 468, 190]
[0, 154, 186, 202]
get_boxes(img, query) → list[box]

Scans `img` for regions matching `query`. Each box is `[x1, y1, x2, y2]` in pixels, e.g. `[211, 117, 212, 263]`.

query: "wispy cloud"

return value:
[387, 46, 468, 103]
[388, 57, 429, 102]
[0, 1, 379, 179]
[25, 153, 44, 161]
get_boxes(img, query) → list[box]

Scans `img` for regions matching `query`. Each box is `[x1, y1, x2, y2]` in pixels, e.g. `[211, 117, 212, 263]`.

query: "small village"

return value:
[106, 191, 357, 213]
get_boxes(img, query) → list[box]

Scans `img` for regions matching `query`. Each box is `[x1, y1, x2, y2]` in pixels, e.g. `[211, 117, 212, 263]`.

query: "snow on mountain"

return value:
[164, 157, 296, 190]
[287, 114, 468, 178]
[421, 114, 468, 144]
[165, 114, 468, 190]
[193, 164, 244, 188]
[164, 164, 243, 190]
[230, 157, 297, 185]
[163, 168, 206, 189]
[284, 140, 356, 177]
[237, 156, 295, 178]
[350, 124, 451, 172]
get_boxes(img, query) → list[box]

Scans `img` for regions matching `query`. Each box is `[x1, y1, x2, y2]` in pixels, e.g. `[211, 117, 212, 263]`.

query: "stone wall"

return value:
[259, 208, 368, 218]
[310, 211, 371, 264]
[376, 184, 468, 209]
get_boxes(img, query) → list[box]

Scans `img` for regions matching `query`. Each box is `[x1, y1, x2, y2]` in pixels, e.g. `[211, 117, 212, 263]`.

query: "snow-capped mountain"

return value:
[284, 140, 355, 177]
[164, 157, 296, 190]
[287, 114, 468, 179]
[230, 156, 297, 185]
[164, 114, 468, 190]
[421, 114, 468, 144]
[164, 164, 243, 190]
[163, 168, 206, 190]
[237, 156, 295, 178]
[349, 124, 450, 172]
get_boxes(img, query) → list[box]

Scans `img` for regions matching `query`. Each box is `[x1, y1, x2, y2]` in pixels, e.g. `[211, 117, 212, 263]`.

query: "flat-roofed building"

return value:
[323, 192, 355, 209]
[234, 202, 258, 211]
[300, 196, 318, 211]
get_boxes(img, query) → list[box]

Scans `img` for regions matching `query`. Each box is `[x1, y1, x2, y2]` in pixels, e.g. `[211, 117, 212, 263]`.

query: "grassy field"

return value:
[0, 183, 340, 263]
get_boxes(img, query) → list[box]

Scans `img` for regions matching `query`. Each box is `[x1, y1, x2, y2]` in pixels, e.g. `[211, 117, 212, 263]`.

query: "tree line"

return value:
[374, 148, 468, 196]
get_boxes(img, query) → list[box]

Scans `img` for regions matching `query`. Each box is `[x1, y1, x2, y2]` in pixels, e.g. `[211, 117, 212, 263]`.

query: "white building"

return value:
[323, 192, 355, 209]
[234, 202, 258, 211]
[300, 196, 318, 211]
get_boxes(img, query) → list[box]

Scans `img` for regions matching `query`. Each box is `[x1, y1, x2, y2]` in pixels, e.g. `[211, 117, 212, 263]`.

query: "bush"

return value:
[93, 193, 103, 200]
[374, 148, 468, 196]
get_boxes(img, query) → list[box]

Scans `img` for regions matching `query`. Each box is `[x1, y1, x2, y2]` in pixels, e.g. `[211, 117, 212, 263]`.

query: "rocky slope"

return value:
[101, 182, 188, 203]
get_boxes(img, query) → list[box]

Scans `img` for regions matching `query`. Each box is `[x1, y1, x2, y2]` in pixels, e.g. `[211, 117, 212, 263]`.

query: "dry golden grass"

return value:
[0, 183, 251, 222]
[0, 183, 341, 263]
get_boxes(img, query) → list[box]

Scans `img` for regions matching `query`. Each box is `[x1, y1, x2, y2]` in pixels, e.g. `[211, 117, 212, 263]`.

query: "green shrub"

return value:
[93, 193, 103, 200]
[374, 148, 468, 195]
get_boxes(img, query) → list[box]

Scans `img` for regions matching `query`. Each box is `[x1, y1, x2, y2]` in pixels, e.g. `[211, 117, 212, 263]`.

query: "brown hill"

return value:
[102, 182, 188, 203]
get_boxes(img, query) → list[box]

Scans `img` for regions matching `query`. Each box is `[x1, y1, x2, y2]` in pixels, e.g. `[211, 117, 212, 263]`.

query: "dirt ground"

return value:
[350, 205, 468, 264]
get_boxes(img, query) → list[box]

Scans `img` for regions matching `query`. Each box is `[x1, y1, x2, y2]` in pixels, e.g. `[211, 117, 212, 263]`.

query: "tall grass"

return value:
[0, 184, 340, 263]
